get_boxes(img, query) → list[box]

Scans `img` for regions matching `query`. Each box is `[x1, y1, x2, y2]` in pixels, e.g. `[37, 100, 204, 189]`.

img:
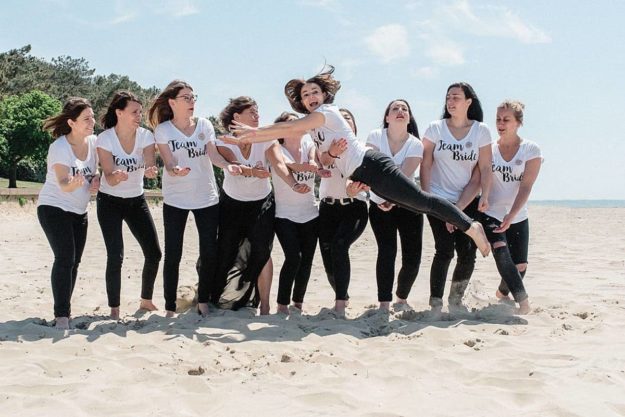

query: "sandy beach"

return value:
[1, 201, 624, 417]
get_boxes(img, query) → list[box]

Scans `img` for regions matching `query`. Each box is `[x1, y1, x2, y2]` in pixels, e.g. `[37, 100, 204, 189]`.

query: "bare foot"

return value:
[110, 307, 120, 320]
[259, 304, 270, 315]
[495, 289, 511, 300]
[277, 304, 289, 315]
[139, 299, 158, 311]
[197, 303, 209, 317]
[517, 299, 530, 315]
[165, 310, 175, 318]
[55, 316, 69, 330]
[466, 222, 490, 257]
[379, 301, 390, 311]
[334, 300, 347, 317]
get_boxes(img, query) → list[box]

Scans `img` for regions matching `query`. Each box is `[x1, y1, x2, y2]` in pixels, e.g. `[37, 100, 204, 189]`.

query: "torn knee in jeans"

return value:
[517, 263, 527, 272]
[492, 241, 507, 249]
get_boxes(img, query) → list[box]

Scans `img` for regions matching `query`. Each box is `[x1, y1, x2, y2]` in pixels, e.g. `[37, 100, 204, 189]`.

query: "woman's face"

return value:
[385, 101, 410, 127]
[340, 110, 356, 134]
[234, 105, 260, 128]
[68, 107, 95, 137]
[496, 108, 521, 137]
[116, 100, 143, 129]
[300, 82, 327, 113]
[169, 87, 196, 118]
[446, 87, 472, 118]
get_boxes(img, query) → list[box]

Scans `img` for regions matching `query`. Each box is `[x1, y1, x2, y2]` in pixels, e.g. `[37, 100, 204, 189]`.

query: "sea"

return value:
[530, 200, 625, 208]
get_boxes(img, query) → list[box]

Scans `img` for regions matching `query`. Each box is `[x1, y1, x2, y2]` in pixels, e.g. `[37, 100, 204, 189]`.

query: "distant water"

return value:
[530, 200, 625, 208]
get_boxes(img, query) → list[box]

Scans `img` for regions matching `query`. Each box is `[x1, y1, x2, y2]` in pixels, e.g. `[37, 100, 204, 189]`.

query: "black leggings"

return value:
[212, 192, 275, 309]
[274, 217, 319, 305]
[97, 192, 162, 308]
[37, 205, 88, 318]
[369, 203, 423, 302]
[162, 202, 219, 312]
[427, 198, 479, 305]
[319, 200, 368, 301]
[350, 150, 473, 231]
[481, 215, 529, 302]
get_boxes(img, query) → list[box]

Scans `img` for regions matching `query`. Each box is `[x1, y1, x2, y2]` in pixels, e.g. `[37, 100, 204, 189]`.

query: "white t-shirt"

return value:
[96, 127, 155, 198]
[310, 104, 367, 177]
[272, 139, 318, 223]
[367, 128, 423, 204]
[217, 140, 275, 202]
[423, 119, 492, 202]
[37, 135, 98, 214]
[319, 162, 367, 202]
[154, 117, 219, 209]
[486, 140, 543, 223]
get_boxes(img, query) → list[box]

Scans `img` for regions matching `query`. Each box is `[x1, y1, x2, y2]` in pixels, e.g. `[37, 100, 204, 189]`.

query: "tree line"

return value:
[0, 45, 225, 189]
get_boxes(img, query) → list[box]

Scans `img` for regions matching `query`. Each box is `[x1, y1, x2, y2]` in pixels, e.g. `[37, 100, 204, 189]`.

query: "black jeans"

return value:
[163, 202, 219, 312]
[212, 192, 275, 309]
[274, 217, 319, 305]
[351, 150, 473, 231]
[481, 215, 529, 302]
[319, 199, 368, 301]
[96, 192, 162, 308]
[37, 205, 88, 318]
[427, 198, 479, 305]
[369, 203, 423, 302]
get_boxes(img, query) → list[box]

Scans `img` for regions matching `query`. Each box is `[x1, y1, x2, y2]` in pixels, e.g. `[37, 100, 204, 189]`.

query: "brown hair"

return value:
[274, 111, 299, 144]
[497, 100, 525, 124]
[339, 108, 357, 136]
[285, 65, 341, 114]
[147, 80, 193, 128]
[101, 91, 142, 129]
[219, 96, 257, 132]
[42, 97, 92, 138]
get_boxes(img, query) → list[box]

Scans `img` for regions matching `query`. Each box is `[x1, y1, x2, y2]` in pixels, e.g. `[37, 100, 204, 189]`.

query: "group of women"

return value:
[37, 66, 541, 329]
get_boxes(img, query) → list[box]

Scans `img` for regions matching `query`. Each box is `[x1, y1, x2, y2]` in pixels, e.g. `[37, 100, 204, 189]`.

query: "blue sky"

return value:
[1, 0, 624, 199]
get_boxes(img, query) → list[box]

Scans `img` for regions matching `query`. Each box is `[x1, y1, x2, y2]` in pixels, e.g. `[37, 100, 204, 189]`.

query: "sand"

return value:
[1, 201, 624, 417]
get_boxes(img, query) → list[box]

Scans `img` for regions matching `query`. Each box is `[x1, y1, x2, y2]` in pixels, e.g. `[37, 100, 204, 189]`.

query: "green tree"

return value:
[0, 91, 61, 188]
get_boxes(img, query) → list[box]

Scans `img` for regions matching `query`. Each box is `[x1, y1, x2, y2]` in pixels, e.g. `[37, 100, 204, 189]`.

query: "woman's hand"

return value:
[111, 169, 129, 184]
[493, 214, 512, 233]
[478, 195, 489, 212]
[229, 121, 257, 142]
[377, 201, 395, 212]
[88, 174, 100, 193]
[346, 181, 369, 197]
[144, 166, 158, 179]
[292, 183, 311, 194]
[317, 168, 332, 178]
[169, 166, 191, 177]
[445, 222, 457, 233]
[329, 138, 348, 157]
[227, 164, 243, 176]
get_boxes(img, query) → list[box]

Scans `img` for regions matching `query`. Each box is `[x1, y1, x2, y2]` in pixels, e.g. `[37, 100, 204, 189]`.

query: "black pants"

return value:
[427, 198, 479, 304]
[319, 200, 368, 301]
[481, 215, 529, 302]
[96, 192, 162, 308]
[37, 205, 88, 318]
[212, 192, 275, 309]
[351, 150, 473, 231]
[163, 202, 219, 312]
[274, 217, 319, 305]
[369, 203, 423, 302]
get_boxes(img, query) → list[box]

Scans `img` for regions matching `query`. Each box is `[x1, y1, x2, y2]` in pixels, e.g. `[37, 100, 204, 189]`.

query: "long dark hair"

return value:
[148, 80, 193, 128]
[42, 97, 92, 138]
[339, 108, 357, 136]
[285, 65, 341, 114]
[441, 82, 484, 122]
[274, 111, 299, 144]
[101, 91, 142, 129]
[382, 99, 420, 138]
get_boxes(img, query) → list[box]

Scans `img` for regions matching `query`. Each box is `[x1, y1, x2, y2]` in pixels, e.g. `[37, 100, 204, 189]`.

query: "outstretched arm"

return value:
[226, 112, 325, 144]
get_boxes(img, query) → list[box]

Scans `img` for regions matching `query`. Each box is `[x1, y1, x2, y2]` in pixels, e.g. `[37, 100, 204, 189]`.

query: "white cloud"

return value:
[155, 0, 200, 17]
[412, 66, 438, 79]
[365, 24, 410, 63]
[501, 10, 551, 44]
[426, 40, 464, 66]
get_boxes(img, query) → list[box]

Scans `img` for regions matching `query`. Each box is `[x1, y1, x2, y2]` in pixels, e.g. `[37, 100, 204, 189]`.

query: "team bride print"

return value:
[492, 163, 524, 182]
[168, 137, 207, 158]
[438, 141, 477, 161]
[112, 155, 144, 173]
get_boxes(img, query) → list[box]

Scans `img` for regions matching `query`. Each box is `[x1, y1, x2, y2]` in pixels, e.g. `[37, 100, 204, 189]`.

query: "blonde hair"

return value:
[497, 100, 525, 124]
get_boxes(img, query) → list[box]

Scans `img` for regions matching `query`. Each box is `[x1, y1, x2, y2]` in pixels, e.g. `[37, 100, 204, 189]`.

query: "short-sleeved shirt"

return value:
[154, 117, 219, 209]
[96, 127, 155, 198]
[271, 138, 318, 223]
[37, 135, 98, 214]
[423, 119, 492, 203]
[310, 104, 367, 177]
[216, 139, 275, 202]
[486, 140, 543, 223]
[366, 128, 423, 204]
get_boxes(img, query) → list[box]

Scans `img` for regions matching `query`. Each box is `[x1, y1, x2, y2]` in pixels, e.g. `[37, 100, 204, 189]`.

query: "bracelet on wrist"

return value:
[327, 150, 340, 159]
